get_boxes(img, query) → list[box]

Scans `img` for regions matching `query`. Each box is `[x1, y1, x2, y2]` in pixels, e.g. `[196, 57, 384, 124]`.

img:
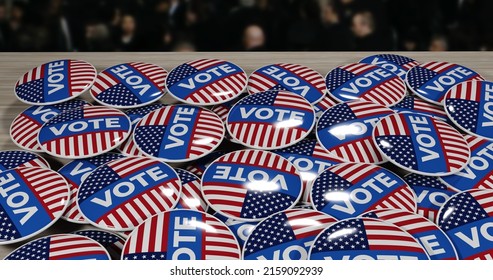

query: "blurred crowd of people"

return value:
[0, 0, 492, 52]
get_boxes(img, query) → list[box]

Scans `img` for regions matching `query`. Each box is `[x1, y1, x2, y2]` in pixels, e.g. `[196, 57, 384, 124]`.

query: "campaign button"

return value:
[313, 94, 339, 119]
[175, 168, 208, 212]
[445, 80, 493, 140]
[325, 63, 406, 107]
[403, 173, 456, 222]
[166, 59, 247, 105]
[362, 209, 458, 260]
[38, 106, 131, 159]
[310, 163, 416, 220]
[272, 139, 343, 203]
[58, 153, 126, 224]
[4, 234, 110, 260]
[437, 189, 493, 259]
[214, 212, 258, 248]
[227, 90, 315, 150]
[390, 95, 448, 120]
[77, 156, 181, 231]
[373, 113, 470, 176]
[15, 59, 97, 105]
[122, 209, 241, 260]
[248, 63, 326, 104]
[0, 167, 69, 244]
[243, 209, 336, 260]
[308, 217, 429, 260]
[316, 100, 394, 164]
[202, 150, 302, 221]
[406, 61, 483, 105]
[0, 150, 49, 172]
[91, 62, 167, 109]
[185, 151, 226, 177]
[73, 229, 125, 260]
[133, 105, 224, 162]
[10, 99, 91, 152]
[295, 203, 314, 209]
[359, 54, 420, 79]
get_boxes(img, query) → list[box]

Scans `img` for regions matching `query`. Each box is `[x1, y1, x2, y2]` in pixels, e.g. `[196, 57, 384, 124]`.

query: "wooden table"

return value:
[0, 51, 492, 259]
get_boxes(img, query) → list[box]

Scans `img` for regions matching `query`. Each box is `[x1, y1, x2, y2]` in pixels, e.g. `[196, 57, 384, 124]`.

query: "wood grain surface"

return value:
[0, 51, 492, 259]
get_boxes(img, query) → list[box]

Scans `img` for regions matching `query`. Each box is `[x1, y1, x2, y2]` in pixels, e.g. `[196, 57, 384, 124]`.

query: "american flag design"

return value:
[243, 209, 337, 260]
[272, 139, 343, 203]
[445, 80, 493, 139]
[404, 173, 456, 222]
[185, 150, 226, 177]
[313, 94, 339, 119]
[310, 163, 416, 220]
[317, 100, 394, 164]
[227, 90, 315, 150]
[4, 234, 110, 260]
[73, 230, 125, 260]
[122, 210, 241, 260]
[214, 212, 258, 247]
[202, 150, 302, 221]
[309, 217, 429, 260]
[15, 59, 96, 105]
[90, 62, 167, 108]
[174, 169, 208, 212]
[440, 135, 493, 192]
[390, 95, 448, 120]
[248, 63, 326, 104]
[359, 54, 420, 79]
[406, 61, 483, 105]
[374, 113, 470, 176]
[325, 63, 406, 107]
[58, 153, 126, 224]
[211, 93, 246, 124]
[133, 105, 224, 162]
[0, 150, 49, 171]
[77, 156, 181, 231]
[10, 99, 91, 152]
[166, 59, 247, 105]
[437, 189, 493, 259]
[362, 209, 458, 260]
[0, 167, 69, 244]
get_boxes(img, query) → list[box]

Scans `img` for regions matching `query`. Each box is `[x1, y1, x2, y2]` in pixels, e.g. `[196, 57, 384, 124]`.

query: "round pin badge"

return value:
[58, 153, 126, 224]
[77, 156, 181, 231]
[325, 63, 406, 107]
[272, 139, 343, 203]
[185, 150, 226, 177]
[0, 150, 49, 172]
[174, 169, 208, 212]
[122, 209, 241, 260]
[91, 62, 167, 108]
[15, 59, 96, 105]
[10, 99, 91, 152]
[390, 95, 448, 120]
[313, 94, 339, 118]
[227, 90, 315, 150]
[133, 105, 224, 162]
[38, 106, 131, 159]
[0, 167, 69, 244]
[373, 113, 470, 176]
[308, 217, 429, 260]
[73, 229, 126, 260]
[362, 209, 458, 260]
[444, 80, 493, 139]
[165, 59, 247, 105]
[310, 163, 416, 220]
[4, 234, 110, 260]
[437, 189, 493, 259]
[359, 54, 420, 79]
[202, 150, 303, 221]
[248, 63, 326, 104]
[316, 100, 394, 164]
[406, 61, 483, 105]
[243, 209, 336, 260]
[440, 135, 493, 192]
[214, 212, 258, 247]
[403, 173, 456, 222]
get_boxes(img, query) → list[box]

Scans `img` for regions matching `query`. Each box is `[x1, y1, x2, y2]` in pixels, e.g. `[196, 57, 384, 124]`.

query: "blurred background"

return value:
[0, 0, 492, 52]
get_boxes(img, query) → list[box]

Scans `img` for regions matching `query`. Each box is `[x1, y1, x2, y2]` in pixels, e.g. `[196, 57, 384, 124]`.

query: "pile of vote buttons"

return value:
[2, 55, 493, 260]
